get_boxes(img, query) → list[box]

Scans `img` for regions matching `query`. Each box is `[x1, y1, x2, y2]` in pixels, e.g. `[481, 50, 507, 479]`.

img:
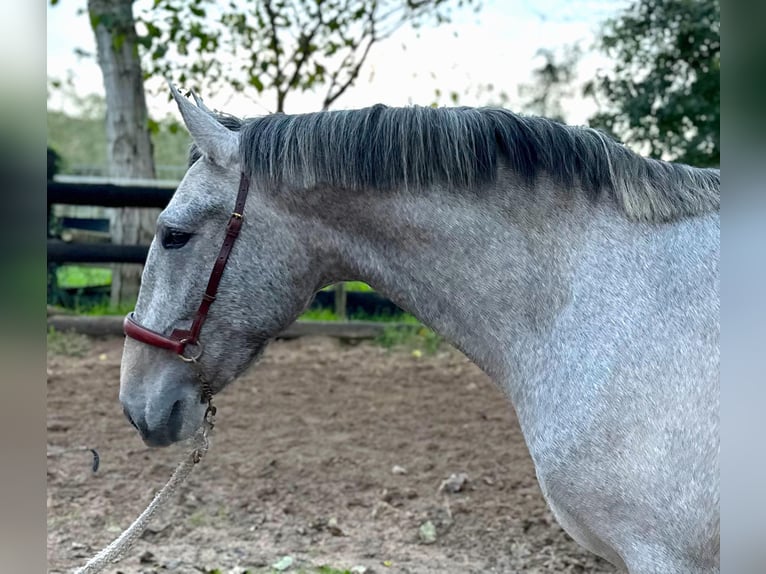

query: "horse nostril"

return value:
[122, 406, 139, 430]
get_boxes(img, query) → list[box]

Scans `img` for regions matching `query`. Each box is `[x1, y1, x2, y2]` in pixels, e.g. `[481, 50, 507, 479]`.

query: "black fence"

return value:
[47, 180, 175, 209]
[47, 180, 173, 264]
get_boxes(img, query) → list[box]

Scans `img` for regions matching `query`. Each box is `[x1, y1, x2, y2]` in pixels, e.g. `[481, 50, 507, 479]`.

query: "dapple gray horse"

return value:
[120, 85, 719, 573]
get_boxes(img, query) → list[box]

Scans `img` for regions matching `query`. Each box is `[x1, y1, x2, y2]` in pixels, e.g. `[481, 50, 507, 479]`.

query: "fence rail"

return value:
[47, 240, 151, 264]
[47, 178, 171, 264]
[47, 181, 175, 209]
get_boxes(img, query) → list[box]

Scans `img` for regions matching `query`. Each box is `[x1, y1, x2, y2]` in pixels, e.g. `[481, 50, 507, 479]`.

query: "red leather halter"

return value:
[123, 172, 251, 364]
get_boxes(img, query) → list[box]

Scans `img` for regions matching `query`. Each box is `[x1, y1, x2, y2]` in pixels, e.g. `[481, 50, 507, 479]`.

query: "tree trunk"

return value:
[88, 0, 157, 306]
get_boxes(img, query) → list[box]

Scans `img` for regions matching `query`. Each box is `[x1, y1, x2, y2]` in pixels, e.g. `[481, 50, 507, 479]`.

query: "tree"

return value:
[517, 46, 582, 123]
[585, 0, 720, 166]
[137, 0, 477, 112]
[88, 0, 159, 305]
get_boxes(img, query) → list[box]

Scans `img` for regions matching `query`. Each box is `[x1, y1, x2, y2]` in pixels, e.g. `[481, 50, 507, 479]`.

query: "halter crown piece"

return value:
[123, 173, 251, 403]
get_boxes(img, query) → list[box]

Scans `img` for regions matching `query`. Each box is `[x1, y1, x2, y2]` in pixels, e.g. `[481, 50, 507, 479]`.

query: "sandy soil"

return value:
[47, 334, 616, 574]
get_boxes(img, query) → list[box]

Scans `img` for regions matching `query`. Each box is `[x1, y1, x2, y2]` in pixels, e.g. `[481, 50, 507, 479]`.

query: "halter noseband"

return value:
[123, 172, 251, 399]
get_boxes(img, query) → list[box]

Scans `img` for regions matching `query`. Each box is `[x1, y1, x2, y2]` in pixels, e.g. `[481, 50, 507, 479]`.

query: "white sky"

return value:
[46, 0, 628, 124]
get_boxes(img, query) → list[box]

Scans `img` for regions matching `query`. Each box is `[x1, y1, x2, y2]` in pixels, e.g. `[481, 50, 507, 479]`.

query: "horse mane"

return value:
[189, 105, 719, 222]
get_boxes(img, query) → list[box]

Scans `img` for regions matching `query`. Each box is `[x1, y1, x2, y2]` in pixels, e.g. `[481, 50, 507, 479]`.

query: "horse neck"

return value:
[293, 175, 604, 386]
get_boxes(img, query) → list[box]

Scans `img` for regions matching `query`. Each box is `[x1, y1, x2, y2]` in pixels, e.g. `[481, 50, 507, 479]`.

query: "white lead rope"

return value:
[73, 414, 214, 574]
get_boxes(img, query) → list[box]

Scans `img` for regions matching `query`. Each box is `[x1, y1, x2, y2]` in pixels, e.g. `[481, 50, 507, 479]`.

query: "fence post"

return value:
[334, 283, 347, 320]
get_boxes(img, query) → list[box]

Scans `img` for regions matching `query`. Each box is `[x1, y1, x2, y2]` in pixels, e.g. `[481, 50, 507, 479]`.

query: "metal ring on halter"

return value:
[179, 340, 204, 363]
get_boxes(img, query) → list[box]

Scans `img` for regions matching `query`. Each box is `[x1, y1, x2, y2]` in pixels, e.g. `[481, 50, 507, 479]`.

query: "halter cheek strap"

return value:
[123, 173, 251, 365]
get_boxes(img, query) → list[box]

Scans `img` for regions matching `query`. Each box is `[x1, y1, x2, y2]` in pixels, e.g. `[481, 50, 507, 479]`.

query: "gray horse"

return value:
[120, 85, 719, 573]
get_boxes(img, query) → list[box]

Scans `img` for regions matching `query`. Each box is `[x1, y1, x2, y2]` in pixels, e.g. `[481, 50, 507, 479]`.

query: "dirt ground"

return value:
[47, 334, 616, 574]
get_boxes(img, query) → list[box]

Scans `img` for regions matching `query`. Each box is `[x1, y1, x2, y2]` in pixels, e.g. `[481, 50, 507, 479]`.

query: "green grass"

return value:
[301, 306, 444, 354]
[354, 309, 420, 323]
[375, 323, 444, 354]
[56, 265, 112, 288]
[75, 300, 136, 316]
[297, 307, 420, 324]
[320, 281, 374, 292]
[299, 308, 340, 321]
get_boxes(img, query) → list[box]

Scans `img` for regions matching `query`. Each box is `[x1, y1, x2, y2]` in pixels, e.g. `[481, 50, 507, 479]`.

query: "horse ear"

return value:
[168, 81, 238, 167]
[189, 89, 214, 115]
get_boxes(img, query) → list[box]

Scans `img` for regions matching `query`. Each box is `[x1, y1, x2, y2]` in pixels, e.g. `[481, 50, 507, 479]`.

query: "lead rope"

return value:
[74, 396, 216, 574]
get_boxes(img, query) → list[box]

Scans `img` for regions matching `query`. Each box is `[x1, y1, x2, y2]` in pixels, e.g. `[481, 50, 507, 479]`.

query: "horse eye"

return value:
[160, 227, 193, 249]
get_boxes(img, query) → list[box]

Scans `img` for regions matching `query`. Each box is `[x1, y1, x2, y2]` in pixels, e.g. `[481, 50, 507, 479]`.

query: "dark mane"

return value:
[190, 105, 719, 222]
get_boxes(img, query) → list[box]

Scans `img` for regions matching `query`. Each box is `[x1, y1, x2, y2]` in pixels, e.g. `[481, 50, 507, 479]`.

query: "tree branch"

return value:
[285, 19, 323, 93]
[263, 0, 287, 109]
[322, 12, 378, 110]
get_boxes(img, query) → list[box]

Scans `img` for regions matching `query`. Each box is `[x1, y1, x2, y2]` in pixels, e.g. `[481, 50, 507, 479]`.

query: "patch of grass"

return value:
[375, 323, 443, 354]
[75, 299, 136, 316]
[298, 307, 423, 325]
[350, 309, 420, 323]
[316, 567, 353, 574]
[47, 327, 91, 357]
[57, 265, 112, 288]
[320, 281, 374, 292]
[299, 308, 340, 321]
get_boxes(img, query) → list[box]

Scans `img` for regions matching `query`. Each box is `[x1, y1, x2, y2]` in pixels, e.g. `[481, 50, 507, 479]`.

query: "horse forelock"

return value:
[188, 105, 719, 222]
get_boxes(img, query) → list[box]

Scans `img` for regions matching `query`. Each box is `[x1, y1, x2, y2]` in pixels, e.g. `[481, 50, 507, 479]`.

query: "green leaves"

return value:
[147, 118, 161, 135]
[133, 0, 476, 112]
[589, 0, 720, 166]
[144, 21, 161, 38]
[248, 75, 265, 92]
[518, 46, 582, 123]
[515, 0, 718, 167]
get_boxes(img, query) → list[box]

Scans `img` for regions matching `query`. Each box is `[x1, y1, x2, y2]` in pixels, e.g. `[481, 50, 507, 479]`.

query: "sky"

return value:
[46, 0, 629, 124]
